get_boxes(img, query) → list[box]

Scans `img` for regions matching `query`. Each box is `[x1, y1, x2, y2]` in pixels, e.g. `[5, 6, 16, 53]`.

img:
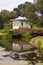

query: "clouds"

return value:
[0, 0, 33, 11]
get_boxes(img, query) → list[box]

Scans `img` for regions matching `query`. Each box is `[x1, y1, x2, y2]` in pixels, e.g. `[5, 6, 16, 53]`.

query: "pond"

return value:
[0, 52, 26, 61]
[0, 56, 30, 65]
[0, 56, 14, 61]
[0, 52, 28, 61]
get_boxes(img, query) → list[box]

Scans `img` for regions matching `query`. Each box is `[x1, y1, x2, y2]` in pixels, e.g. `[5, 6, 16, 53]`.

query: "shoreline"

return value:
[0, 61, 43, 65]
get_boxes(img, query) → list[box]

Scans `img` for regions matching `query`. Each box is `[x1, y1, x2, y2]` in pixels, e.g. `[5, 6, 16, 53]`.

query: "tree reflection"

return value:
[26, 49, 43, 65]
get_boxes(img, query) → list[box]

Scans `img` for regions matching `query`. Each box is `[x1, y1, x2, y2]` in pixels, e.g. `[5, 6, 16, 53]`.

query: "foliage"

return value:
[38, 40, 43, 54]
[13, 0, 43, 27]
[35, 0, 43, 27]
[0, 10, 17, 29]
[38, 40, 42, 54]
[0, 30, 13, 50]
[4, 22, 12, 30]
[31, 37, 43, 54]
[0, 15, 3, 29]
[13, 8, 20, 16]
[38, 16, 43, 27]
[14, 2, 38, 27]
[32, 25, 40, 30]
[36, 0, 43, 14]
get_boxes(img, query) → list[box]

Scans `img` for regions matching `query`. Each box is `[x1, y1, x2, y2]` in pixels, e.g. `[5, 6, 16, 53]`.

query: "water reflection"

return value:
[0, 56, 14, 61]
[0, 56, 42, 65]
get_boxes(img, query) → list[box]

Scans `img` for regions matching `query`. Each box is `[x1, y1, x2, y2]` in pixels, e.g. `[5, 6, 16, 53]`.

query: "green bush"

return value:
[0, 30, 13, 50]
[4, 22, 12, 30]
[38, 40, 43, 54]
[32, 25, 40, 30]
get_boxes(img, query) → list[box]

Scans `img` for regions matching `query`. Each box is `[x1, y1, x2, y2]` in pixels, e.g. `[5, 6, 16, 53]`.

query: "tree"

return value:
[0, 15, 3, 29]
[35, 0, 43, 27]
[18, 3, 25, 16]
[38, 16, 43, 27]
[0, 10, 17, 29]
[18, 1, 43, 27]
[4, 22, 12, 30]
[36, 0, 43, 15]
[13, 8, 20, 16]
[18, 2, 38, 26]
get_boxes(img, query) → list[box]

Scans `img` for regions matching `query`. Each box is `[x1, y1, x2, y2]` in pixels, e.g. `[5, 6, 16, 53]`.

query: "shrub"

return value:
[38, 40, 43, 54]
[4, 22, 12, 30]
[0, 30, 13, 50]
[32, 25, 40, 30]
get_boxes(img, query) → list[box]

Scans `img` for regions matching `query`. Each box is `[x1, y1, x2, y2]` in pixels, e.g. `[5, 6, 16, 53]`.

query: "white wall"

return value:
[13, 20, 31, 29]
[13, 21, 21, 29]
[23, 22, 31, 28]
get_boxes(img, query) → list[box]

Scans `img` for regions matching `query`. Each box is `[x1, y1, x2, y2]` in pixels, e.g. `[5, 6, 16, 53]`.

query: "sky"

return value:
[0, 0, 33, 11]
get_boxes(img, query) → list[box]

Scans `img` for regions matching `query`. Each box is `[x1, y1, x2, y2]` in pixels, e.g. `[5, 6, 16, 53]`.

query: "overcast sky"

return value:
[0, 0, 33, 11]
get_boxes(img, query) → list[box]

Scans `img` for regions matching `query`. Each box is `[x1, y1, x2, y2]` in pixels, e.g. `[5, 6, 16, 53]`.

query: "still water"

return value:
[0, 56, 14, 61]
[0, 56, 30, 65]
